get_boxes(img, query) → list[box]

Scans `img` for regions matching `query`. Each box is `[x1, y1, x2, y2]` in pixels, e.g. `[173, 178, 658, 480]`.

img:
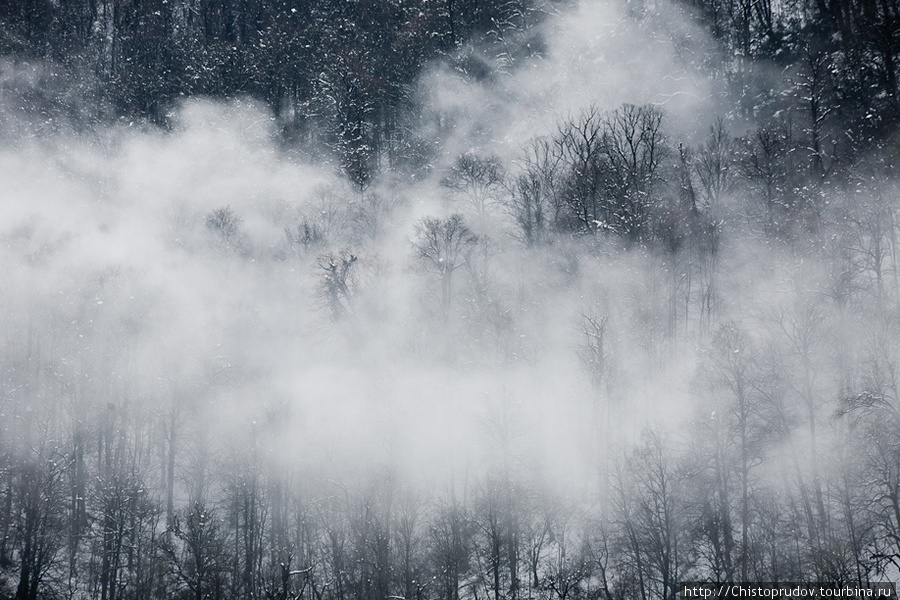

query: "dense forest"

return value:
[1, 0, 900, 599]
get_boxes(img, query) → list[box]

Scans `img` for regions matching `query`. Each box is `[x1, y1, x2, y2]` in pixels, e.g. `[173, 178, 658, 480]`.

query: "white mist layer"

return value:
[0, 0, 848, 497]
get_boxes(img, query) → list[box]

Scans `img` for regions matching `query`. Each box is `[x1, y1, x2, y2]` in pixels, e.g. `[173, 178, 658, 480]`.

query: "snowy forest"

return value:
[1, 0, 900, 599]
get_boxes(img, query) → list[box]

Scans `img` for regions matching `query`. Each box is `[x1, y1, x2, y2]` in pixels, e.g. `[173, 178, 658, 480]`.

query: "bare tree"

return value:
[394, 491, 427, 600]
[430, 498, 472, 600]
[691, 118, 733, 326]
[317, 250, 360, 321]
[701, 323, 768, 582]
[600, 104, 666, 240]
[443, 153, 506, 221]
[625, 429, 685, 600]
[413, 214, 478, 311]
[13, 450, 68, 600]
[555, 104, 666, 239]
[280, 220, 325, 259]
[694, 118, 735, 217]
[555, 107, 605, 233]
[163, 500, 229, 600]
[508, 171, 549, 247]
[505, 137, 564, 246]
[740, 118, 809, 237]
[537, 500, 593, 600]
[795, 44, 836, 179]
[206, 206, 248, 257]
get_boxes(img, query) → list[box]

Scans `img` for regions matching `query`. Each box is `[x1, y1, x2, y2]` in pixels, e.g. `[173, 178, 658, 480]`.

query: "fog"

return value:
[0, 0, 718, 478]
[1, 0, 899, 597]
